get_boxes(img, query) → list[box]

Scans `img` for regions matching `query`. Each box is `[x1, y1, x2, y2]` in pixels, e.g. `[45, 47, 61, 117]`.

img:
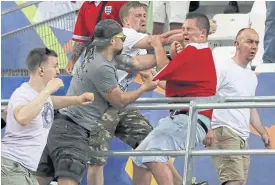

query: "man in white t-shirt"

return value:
[1, 48, 94, 185]
[85, 2, 186, 185]
[204, 28, 272, 185]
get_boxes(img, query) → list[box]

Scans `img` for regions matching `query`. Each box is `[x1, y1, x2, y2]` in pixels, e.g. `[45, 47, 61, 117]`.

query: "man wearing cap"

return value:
[35, 19, 158, 185]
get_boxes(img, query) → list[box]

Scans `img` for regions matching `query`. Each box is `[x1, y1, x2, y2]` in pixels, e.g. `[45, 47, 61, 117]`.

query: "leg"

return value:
[210, 127, 248, 185]
[263, 1, 275, 63]
[87, 108, 120, 185]
[115, 109, 153, 184]
[37, 114, 90, 185]
[167, 1, 190, 30]
[152, 1, 166, 34]
[132, 114, 206, 185]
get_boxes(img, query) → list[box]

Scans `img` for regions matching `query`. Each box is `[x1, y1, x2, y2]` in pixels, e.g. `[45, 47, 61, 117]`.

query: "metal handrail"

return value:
[90, 149, 275, 157]
[1, 1, 41, 16]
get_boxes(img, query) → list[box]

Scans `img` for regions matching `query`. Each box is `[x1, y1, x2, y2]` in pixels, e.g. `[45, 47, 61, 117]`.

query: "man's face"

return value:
[182, 18, 205, 45]
[111, 33, 126, 55]
[235, 30, 259, 62]
[126, 7, 147, 33]
[40, 56, 60, 84]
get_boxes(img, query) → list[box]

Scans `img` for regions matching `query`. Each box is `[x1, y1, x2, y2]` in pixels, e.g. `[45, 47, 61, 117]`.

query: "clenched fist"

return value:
[45, 78, 64, 94]
[170, 41, 183, 59]
[77, 92, 94, 105]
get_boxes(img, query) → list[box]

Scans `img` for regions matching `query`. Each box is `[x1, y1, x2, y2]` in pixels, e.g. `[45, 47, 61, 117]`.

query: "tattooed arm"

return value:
[66, 41, 86, 73]
[70, 41, 86, 65]
[115, 54, 156, 72]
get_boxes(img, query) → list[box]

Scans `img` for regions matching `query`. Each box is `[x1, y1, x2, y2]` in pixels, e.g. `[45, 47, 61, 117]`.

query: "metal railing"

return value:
[1, 1, 42, 16]
[1, 96, 275, 185]
[2, 9, 79, 76]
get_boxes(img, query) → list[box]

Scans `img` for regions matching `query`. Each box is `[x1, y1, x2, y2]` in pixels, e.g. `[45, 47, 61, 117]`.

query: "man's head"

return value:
[91, 19, 126, 56]
[119, 1, 147, 33]
[26, 48, 59, 84]
[182, 12, 210, 45]
[234, 28, 259, 63]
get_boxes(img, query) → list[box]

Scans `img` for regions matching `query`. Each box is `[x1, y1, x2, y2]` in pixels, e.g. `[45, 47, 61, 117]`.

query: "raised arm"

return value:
[92, 66, 158, 109]
[115, 54, 156, 72]
[14, 78, 64, 126]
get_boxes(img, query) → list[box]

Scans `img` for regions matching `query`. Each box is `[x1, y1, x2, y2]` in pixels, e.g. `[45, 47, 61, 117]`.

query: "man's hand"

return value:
[140, 72, 159, 92]
[170, 41, 183, 59]
[139, 68, 157, 82]
[148, 35, 163, 48]
[76, 92, 94, 105]
[203, 128, 214, 147]
[66, 59, 74, 74]
[209, 19, 217, 35]
[45, 78, 64, 94]
[262, 132, 272, 149]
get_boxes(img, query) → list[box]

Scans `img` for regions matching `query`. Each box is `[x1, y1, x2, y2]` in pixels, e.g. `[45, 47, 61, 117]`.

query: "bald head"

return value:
[234, 28, 259, 63]
[235, 28, 258, 41]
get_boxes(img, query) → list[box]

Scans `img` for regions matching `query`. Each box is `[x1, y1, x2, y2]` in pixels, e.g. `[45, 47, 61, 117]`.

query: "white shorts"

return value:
[131, 114, 207, 168]
[152, 1, 190, 24]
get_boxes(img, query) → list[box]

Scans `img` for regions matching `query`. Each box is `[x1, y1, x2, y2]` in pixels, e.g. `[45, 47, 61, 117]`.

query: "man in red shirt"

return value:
[66, 1, 127, 73]
[131, 13, 217, 185]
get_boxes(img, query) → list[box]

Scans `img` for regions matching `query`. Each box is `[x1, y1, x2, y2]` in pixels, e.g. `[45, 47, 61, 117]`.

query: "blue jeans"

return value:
[131, 114, 208, 168]
[263, 1, 275, 63]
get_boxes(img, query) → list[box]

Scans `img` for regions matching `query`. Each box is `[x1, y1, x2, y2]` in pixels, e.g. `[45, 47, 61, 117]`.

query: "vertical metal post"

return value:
[183, 101, 198, 185]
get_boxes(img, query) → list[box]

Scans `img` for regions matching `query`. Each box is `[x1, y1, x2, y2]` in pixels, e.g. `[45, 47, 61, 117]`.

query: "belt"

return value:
[169, 110, 208, 134]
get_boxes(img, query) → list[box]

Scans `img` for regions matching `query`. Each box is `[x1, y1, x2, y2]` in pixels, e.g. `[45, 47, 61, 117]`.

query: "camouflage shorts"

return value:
[88, 108, 153, 166]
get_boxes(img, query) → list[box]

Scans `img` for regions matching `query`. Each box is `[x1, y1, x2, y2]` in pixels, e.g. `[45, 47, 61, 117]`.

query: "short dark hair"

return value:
[26, 48, 58, 72]
[119, 1, 147, 24]
[186, 12, 210, 36]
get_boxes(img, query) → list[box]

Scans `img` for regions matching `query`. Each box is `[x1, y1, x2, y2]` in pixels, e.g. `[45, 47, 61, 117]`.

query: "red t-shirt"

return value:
[154, 43, 217, 120]
[72, 1, 127, 42]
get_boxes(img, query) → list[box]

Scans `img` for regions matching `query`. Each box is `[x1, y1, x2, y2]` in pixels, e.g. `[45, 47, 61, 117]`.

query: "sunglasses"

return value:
[114, 34, 126, 42]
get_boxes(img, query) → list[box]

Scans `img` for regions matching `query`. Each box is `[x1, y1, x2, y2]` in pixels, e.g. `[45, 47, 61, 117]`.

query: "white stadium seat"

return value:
[208, 14, 251, 41]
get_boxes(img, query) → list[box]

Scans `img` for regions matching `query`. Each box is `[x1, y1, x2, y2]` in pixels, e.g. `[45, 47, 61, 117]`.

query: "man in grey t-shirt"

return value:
[36, 19, 158, 185]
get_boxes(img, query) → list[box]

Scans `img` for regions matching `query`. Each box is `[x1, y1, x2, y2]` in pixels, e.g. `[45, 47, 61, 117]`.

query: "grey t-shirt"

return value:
[59, 50, 118, 131]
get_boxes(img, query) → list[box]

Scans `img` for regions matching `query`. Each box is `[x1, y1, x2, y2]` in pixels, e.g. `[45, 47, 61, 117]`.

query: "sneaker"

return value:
[223, 1, 239, 14]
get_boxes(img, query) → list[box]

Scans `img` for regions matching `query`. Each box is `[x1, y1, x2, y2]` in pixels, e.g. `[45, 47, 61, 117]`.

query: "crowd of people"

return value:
[1, 1, 273, 185]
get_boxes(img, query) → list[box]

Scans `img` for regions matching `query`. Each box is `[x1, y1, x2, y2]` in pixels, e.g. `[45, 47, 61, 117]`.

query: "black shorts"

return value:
[36, 113, 90, 184]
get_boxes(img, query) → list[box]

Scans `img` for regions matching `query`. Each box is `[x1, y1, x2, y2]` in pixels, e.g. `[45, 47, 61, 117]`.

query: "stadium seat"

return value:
[208, 13, 251, 41]
[212, 46, 235, 62]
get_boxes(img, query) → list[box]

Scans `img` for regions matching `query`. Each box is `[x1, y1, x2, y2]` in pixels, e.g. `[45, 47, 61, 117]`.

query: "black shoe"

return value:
[223, 1, 239, 14]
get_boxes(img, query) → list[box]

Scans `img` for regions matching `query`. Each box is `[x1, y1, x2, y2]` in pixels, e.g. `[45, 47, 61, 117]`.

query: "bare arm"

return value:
[115, 54, 156, 71]
[102, 86, 147, 109]
[14, 90, 51, 126]
[134, 32, 182, 49]
[154, 43, 170, 70]
[51, 96, 80, 110]
[250, 108, 267, 136]
[51, 92, 94, 110]
[70, 41, 86, 65]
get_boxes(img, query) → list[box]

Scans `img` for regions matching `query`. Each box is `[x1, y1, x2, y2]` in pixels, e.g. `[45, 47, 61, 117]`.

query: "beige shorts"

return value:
[210, 127, 250, 185]
[152, 1, 190, 24]
[1, 157, 39, 185]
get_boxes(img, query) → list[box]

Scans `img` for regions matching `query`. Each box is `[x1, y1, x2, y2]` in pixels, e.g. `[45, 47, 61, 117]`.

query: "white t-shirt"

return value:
[212, 58, 258, 140]
[117, 27, 148, 91]
[1, 82, 54, 171]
